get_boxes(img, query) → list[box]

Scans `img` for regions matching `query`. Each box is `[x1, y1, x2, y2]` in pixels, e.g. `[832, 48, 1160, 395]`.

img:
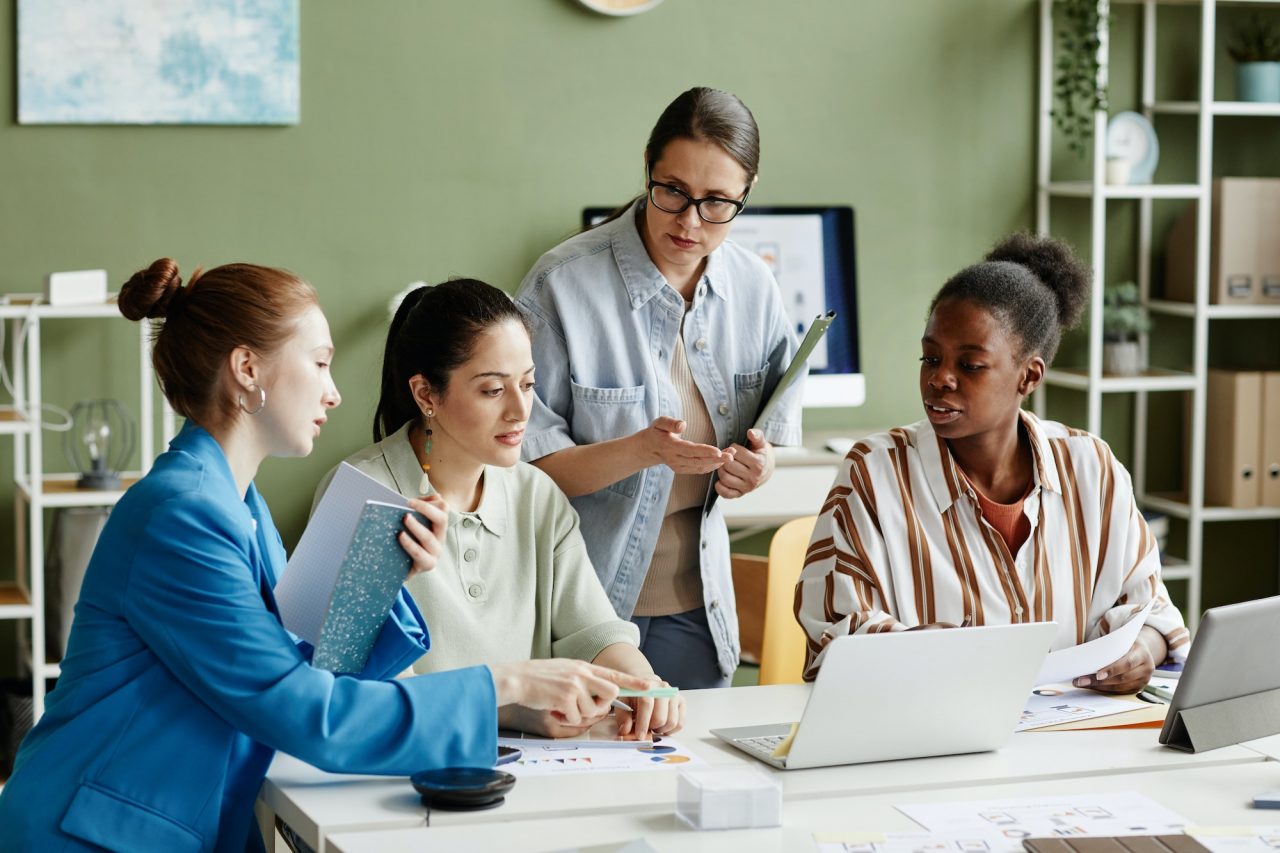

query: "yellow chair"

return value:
[757, 515, 818, 685]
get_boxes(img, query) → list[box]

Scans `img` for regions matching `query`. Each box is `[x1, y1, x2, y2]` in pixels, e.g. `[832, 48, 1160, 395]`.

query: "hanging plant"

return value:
[1054, 0, 1110, 159]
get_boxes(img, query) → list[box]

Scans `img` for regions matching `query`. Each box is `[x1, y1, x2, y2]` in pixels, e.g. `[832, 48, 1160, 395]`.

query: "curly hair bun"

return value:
[118, 258, 183, 321]
[985, 232, 1089, 331]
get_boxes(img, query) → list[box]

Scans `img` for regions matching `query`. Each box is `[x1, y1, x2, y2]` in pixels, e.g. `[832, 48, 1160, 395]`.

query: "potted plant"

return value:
[1228, 15, 1280, 103]
[1103, 281, 1150, 376]
[1054, 0, 1109, 158]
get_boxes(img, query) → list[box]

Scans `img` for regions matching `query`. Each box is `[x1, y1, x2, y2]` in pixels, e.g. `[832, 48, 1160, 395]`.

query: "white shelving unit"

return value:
[1034, 0, 1280, 631]
[0, 295, 173, 720]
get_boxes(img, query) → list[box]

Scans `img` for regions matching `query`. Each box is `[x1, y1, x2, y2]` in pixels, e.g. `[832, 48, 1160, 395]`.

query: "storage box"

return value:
[675, 766, 781, 831]
[43, 269, 107, 307]
[1165, 178, 1280, 305]
[1204, 369, 1263, 508]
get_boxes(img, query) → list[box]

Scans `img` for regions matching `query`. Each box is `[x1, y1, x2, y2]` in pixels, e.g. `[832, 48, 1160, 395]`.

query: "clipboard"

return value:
[705, 311, 836, 512]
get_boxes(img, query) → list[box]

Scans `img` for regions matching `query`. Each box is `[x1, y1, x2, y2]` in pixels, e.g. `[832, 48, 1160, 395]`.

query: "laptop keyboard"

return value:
[736, 735, 786, 760]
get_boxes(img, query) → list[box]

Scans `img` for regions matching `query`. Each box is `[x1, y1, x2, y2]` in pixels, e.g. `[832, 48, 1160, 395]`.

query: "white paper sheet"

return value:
[274, 463, 408, 645]
[1035, 600, 1154, 686]
[1189, 826, 1280, 853]
[503, 737, 702, 777]
[815, 832, 1011, 853]
[1016, 687, 1142, 731]
[897, 791, 1189, 840]
[816, 825, 1280, 853]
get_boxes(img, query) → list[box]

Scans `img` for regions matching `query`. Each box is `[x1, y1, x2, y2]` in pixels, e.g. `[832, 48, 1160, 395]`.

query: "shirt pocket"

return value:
[570, 380, 647, 499]
[733, 364, 770, 429]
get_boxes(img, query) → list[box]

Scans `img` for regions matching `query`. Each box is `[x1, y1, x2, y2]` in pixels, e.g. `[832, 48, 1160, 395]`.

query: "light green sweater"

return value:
[314, 422, 639, 674]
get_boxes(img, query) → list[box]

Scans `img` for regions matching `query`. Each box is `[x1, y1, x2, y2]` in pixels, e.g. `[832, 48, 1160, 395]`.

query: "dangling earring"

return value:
[419, 409, 434, 496]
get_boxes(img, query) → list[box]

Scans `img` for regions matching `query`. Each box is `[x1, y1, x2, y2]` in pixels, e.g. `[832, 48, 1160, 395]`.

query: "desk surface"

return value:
[260, 684, 1272, 852]
[326, 761, 1280, 853]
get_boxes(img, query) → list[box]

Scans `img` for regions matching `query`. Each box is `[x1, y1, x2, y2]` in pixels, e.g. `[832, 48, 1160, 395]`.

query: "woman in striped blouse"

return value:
[795, 233, 1189, 693]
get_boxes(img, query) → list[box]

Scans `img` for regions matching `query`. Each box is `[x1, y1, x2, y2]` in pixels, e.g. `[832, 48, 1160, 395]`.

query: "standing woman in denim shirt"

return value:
[516, 87, 802, 689]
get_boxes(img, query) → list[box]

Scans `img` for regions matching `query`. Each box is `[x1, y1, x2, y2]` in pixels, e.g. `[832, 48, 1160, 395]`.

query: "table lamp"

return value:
[65, 399, 134, 490]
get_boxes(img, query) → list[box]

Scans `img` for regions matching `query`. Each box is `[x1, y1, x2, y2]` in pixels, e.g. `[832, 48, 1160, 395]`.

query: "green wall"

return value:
[0, 0, 1040, 549]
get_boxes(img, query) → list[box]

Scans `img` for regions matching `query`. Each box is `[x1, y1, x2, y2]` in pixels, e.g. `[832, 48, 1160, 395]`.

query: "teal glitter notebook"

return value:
[312, 500, 425, 674]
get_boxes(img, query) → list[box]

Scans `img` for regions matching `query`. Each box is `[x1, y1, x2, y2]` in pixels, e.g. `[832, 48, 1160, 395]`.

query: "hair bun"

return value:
[985, 232, 1089, 331]
[118, 258, 183, 321]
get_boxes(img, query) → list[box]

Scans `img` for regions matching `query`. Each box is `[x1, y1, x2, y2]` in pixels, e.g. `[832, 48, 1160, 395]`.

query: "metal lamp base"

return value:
[76, 472, 121, 491]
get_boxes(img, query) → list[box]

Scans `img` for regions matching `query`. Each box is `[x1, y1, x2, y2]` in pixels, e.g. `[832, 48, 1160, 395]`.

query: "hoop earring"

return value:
[238, 383, 266, 416]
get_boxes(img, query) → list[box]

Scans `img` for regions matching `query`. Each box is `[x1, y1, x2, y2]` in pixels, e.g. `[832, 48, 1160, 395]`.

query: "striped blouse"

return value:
[794, 412, 1189, 681]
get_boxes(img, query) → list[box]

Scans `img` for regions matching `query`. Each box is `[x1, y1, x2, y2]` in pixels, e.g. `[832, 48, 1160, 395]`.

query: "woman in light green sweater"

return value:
[317, 279, 683, 739]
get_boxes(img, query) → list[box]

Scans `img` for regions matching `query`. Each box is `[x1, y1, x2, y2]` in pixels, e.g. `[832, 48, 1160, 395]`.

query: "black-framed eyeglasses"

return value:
[646, 178, 749, 224]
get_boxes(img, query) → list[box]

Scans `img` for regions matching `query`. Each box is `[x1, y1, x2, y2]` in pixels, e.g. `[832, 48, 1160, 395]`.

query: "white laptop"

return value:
[712, 622, 1057, 770]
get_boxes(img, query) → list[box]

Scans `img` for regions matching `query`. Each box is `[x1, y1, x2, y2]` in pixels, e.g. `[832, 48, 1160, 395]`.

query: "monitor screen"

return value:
[582, 204, 863, 407]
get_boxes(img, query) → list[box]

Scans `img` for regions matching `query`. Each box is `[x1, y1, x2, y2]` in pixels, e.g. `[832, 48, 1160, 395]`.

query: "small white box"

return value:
[44, 269, 108, 307]
[675, 766, 782, 831]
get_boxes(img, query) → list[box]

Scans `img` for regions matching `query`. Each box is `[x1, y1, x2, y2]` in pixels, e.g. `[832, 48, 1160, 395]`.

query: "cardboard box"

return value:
[1165, 178, 1280, 305]
[1262, 373, 1280, 507]
[1204, 369, 1263, 508]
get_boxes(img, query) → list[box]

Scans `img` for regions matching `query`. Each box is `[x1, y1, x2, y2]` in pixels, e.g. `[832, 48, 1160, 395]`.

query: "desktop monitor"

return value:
[582, 204, 862, 408]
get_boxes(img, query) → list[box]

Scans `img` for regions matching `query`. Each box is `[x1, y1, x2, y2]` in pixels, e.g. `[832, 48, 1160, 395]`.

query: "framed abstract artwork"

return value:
[18, 0, 300, 125]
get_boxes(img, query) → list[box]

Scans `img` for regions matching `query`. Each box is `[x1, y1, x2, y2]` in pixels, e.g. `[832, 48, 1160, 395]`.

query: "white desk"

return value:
[326, 761, 1280, 852]
[259, 685, 1271, 852]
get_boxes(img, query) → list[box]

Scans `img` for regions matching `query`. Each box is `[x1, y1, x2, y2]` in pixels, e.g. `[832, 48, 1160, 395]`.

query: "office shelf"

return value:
[1043, 367, 1197, 393]
[1160, 558, 1194, 582]
[1034, 0, 1280, 630]
[1149, 100, 1280, 116]
[0, 583, 34, 619]
[0, 407, 30, 435]
[0, 295, 171, 726]
[1143, 493, 1280, 522]
[1042, 182, 1203, 200]
[1148, 300, 1280, 320]
[14, 473, 142, 508]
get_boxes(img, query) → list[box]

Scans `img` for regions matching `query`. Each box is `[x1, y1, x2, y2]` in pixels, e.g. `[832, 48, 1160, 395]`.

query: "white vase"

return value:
[1103, 341, 1144, 376]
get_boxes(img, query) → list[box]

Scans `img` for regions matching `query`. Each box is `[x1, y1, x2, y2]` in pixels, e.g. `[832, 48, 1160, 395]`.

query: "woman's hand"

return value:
[398, 495, 449, 578]
[1074, 626, 1166, 694]
[636, 416, 734, 475]
[489, 659, 652, 728]
[498, 704, 606, 739]
[712, 429, 774, 499]
[614, 679, 686, 738]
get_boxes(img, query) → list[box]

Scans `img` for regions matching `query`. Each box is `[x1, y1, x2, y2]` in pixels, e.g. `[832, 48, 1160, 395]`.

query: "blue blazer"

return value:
[0, 425, 496, 852]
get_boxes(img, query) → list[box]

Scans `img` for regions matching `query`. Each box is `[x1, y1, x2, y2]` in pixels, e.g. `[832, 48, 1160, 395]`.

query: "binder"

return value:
[1203, 369, 1262, 508]
[1263, 372, 1280, 507]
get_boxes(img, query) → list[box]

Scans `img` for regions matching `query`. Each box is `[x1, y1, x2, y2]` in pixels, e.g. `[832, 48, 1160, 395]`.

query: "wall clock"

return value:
[576, 0, 664, 16]
[1106, 111, 1160, 185]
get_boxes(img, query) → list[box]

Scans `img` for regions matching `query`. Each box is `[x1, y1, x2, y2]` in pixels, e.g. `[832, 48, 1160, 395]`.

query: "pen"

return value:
[616, 686, 680, 699]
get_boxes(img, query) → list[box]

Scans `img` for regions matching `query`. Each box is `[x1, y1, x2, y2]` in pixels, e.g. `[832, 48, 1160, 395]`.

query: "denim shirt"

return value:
[516, 199, 802, 677]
